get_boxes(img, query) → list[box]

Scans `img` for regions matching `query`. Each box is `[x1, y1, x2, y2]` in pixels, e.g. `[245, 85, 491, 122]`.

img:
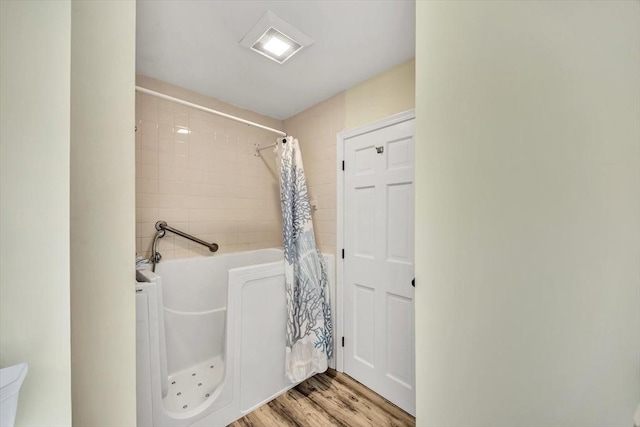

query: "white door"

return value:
[343, 117, 415, 415]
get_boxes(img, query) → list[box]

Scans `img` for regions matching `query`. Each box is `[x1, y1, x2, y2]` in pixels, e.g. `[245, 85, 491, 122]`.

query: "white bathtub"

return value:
[136, 248, 334, 427]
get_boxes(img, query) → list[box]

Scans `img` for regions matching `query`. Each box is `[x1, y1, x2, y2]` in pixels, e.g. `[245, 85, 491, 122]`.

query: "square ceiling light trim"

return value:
[240, 11, 314, 64]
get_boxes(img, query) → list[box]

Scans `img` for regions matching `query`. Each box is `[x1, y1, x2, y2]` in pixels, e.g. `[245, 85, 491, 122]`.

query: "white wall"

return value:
[70, 1, 137, 425]
[0, 2, 72, 425]
[415, 1, 640, 426]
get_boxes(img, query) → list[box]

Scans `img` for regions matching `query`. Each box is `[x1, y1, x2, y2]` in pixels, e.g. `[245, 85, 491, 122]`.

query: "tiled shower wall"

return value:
[136, 59, 413, 261]
[135, 76, 283, 259]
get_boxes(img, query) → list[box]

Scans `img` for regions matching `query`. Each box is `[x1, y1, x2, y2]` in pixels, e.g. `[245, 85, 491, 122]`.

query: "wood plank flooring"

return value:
[228, 369, 415, 427]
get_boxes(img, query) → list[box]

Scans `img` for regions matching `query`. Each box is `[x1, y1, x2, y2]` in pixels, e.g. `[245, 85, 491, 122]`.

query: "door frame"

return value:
[335, 109, 416, 372]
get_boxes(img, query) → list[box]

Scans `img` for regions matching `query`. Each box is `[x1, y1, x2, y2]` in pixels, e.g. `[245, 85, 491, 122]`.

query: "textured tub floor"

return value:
[164, 355, 224, 413]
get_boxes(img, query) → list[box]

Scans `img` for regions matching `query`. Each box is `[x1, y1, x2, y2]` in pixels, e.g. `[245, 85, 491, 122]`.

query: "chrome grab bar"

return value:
[151, 220, 219, 272]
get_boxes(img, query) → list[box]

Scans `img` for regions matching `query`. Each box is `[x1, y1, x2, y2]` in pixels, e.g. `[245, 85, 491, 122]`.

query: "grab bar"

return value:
[150, 220, 219, 272]
[155, 221, 219, 253]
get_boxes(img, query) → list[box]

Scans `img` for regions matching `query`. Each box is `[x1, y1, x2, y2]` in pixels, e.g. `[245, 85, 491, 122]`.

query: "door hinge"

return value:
[342, 160, 345, 171]
[341, 249, 344, 259]
[341, 337, 345, 347]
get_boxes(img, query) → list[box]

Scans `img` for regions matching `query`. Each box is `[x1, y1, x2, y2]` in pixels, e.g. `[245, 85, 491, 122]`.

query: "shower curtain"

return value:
[277, 136, 333, 383]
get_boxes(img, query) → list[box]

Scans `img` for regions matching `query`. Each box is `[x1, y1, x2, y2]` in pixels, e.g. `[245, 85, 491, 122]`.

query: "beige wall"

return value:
[345, 58, 415, 130]
[284, 59, 415, 260]
[135, 76, 283, 259]
[70, 1, 136, 425]
[415, 1, 640, 426]
[0, 2, 72, 425]
[1, 2, 138, 424]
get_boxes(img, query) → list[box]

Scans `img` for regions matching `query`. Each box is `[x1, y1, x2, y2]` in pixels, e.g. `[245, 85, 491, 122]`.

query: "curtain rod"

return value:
[135, 86, 287, 137]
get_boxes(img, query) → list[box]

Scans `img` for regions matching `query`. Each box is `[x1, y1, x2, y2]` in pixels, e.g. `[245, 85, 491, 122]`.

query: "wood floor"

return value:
[228, 369, 415, 427]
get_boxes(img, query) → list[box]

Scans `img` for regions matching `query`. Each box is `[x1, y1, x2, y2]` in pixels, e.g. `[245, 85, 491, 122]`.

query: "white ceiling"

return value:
[136, 1, 415, 120]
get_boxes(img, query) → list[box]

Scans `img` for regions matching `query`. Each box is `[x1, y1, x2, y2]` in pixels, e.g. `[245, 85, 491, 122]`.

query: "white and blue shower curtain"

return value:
[278, 136, 333, 383]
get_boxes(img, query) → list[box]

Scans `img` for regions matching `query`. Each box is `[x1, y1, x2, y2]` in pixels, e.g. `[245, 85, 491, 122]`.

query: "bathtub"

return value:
[136, 248, 334, 427]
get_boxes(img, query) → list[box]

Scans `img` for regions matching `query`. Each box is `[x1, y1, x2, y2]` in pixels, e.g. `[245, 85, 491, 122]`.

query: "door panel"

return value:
[355, 187, 376, 257]
[354, 283, 375, 367]
[386, 292, 413, 387]
[386, 136, 412, 171]
[387, 183, 412, 262]
[343, 118, 415, 416]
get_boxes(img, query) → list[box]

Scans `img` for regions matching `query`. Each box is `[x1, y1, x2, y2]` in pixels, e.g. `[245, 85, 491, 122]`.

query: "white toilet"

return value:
[0, 363, 28, 427]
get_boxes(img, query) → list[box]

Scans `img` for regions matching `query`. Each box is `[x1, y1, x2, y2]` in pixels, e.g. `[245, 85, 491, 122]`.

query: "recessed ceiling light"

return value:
[263, 35, 291, 57]
[251, 27, 302, 63]
[240, 11, 314, 64]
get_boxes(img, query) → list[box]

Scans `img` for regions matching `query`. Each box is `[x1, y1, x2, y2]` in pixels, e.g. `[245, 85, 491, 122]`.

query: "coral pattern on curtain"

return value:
[278, 136, 333, 383]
